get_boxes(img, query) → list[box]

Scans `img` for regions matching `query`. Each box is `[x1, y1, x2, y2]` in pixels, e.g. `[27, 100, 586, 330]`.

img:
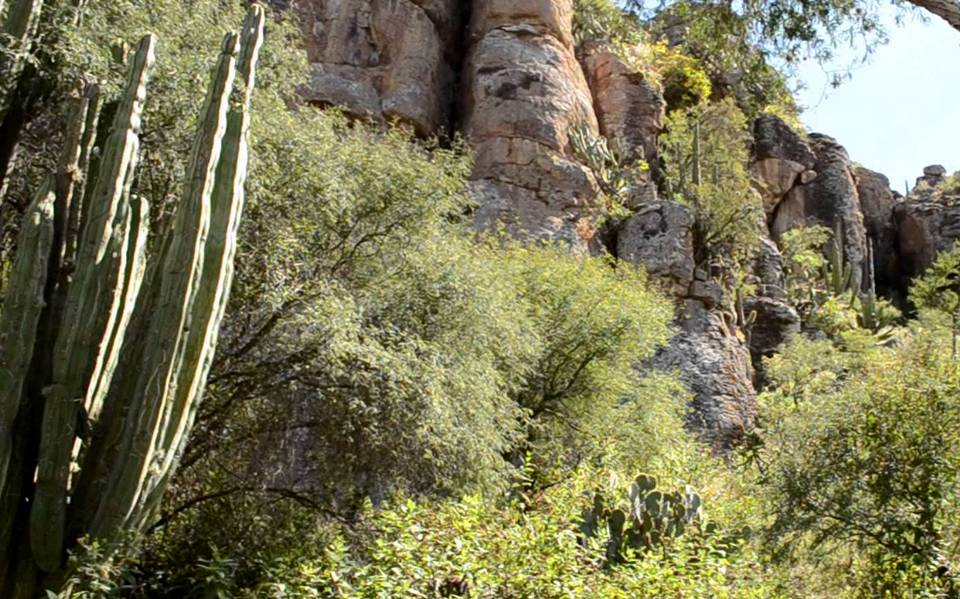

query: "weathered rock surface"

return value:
[743, 296, 800, 367]
[853, 166, 900, 294]
[752, 115, 815, 169]
[616, 200, 695, 296]
[284, 5, 951, 451]
[291, 0, 460, 136]
[652, 300, 756, 448]
[770, 134, 868, 290]
[463, 0, 601, 249]
[751, 237, 788, 300]
[749, 116, 816, 218]
[750, 158, 806, 215]
[895, 201, 960, 278]
[581, 47, 665, 171]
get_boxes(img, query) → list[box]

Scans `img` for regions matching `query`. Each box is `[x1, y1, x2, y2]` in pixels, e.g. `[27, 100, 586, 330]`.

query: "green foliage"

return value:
[573, 0, 646, 55]
[58, 0, 304, 224]
[779, 225, 831, 313]
[661, 98, 762, 274]
[757, 328, 960, 596]
[653, 41, 714, 110]
[569, 124, 648, 216]
[910, 245, 960, 318]
[625, 0, 893, 72]
[502, 244, 673, 481]
[234, 471, 778, 599]
[780, 225, 900, 337]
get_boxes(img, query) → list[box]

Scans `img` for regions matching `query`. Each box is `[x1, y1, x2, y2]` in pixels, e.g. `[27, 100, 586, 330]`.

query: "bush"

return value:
[758, 327, 960, 596]
[660, 98, 761, 278]
[242, 471, 779, 599]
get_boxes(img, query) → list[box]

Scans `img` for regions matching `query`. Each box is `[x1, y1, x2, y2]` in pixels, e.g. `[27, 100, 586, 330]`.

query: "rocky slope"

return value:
[278, 0, 957, 447]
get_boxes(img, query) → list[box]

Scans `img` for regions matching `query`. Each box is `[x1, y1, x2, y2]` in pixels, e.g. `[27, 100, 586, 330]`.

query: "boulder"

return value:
[616, 200, 695, 297]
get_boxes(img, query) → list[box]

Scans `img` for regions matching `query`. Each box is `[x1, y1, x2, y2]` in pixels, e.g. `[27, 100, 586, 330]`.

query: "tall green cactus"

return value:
[0, 5, 264, 593]
[821, 222, 855, 297]
[859, 238, 880, 330]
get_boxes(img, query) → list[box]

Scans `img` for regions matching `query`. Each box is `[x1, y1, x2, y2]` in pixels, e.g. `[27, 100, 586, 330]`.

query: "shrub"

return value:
[758, 327, 960, 596]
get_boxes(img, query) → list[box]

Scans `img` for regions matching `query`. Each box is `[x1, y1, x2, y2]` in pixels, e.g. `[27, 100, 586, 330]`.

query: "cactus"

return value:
[821, 222, 855, 297]
[0, 5, 264, 588]
[579, 473, 703, 564]
[691, 119, 702, 187]
[858, 238, 879, 330]
[0, 0, 44, 121]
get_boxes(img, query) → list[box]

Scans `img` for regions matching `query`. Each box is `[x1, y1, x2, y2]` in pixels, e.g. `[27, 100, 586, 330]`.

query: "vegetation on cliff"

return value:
[1, 0, 959, 597]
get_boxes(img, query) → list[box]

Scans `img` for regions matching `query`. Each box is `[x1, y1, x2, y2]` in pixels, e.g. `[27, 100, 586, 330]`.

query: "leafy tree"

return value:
[758, 328, 960, 596]
[626, 0, 960, 66]
[910, 245, 960, 356]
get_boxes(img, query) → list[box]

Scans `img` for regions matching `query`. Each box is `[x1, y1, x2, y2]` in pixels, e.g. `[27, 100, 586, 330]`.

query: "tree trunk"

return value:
[908, 0, 960, 33]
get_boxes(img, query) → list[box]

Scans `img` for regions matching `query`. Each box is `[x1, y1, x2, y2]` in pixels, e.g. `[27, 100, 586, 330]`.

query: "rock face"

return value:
[581, 47, 665, 171]
[895, 201, 960, 278]
[652, 300, 756, 448]
[770, 135, 868, 290]
[287, 3, 955, 450]
[290, 0, 461, 136]
[617, 200, 695, 296]
[853, 166, 900, 296]
[463, 0, 602, 249]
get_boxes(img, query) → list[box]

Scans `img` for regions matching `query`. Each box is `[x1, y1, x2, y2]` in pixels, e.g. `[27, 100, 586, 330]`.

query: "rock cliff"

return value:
[280, 0, 956, 447]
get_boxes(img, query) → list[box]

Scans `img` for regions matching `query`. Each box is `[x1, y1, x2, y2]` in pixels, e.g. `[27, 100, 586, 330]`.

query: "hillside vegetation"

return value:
[1, 1, 959, 597]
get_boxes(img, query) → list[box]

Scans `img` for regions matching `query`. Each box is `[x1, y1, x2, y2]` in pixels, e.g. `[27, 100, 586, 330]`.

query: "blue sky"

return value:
[795, 11, 960, 191]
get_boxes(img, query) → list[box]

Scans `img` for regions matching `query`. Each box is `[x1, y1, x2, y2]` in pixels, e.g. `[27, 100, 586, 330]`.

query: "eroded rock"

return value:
[581, 47, 665, 171]
[293, 0, 460, 136]
[463, 0, 601, 249]
[616, 200, 695, 296]
[652, 300, 757, 448]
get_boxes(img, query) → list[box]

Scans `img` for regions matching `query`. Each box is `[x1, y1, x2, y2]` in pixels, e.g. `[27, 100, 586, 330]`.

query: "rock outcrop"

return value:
[581, 47, 665, 172]
[285, 1, 955, 450]
[290, 0, 462, 136]
[895, 197, 960, 278]
[463, 0, 602, 250]
[617, 200, 695, 296]
[652, 300, 756, 448]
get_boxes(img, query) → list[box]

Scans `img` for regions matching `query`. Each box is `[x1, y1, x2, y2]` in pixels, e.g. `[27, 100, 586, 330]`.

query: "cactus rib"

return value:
[91, 28, 242, 538]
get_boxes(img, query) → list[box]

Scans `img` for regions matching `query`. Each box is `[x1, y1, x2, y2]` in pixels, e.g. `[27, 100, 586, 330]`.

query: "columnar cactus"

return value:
[0, 5, 264, 593]
[821, 222, 855, 297]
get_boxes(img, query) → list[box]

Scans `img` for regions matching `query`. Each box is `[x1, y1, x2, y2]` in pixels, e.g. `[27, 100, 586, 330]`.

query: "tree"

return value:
[758, 330, 960, 595]
[627, 0, 960, 65]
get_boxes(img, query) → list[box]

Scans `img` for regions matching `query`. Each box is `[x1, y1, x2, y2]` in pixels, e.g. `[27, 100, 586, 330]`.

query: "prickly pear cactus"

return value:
[579, 473, 703, 564]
